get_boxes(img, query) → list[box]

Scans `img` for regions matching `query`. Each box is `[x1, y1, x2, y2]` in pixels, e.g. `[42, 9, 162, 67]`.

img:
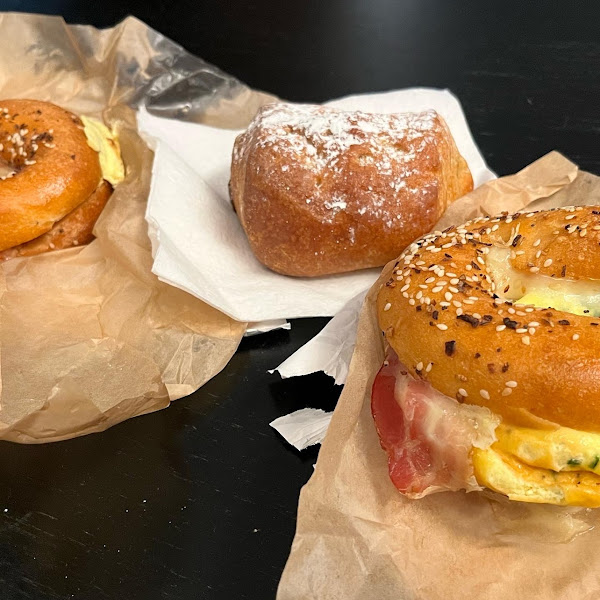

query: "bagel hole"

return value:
[487, 246, 600, 317]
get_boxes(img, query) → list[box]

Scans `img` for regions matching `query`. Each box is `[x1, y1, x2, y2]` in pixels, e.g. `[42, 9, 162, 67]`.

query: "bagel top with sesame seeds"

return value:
[377, 205, 600, 432]
[0, 99, 120, 254]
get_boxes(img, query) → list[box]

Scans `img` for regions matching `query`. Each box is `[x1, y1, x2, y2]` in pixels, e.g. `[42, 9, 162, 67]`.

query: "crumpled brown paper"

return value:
[0, 13, 274, 442]
[278, 152, 600, 599]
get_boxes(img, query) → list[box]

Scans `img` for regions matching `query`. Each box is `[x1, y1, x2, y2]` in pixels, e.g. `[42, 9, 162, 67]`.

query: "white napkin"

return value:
[271, 290, 367, 384]
[140, 88, 495, 323]
[270, 408, 333, 451]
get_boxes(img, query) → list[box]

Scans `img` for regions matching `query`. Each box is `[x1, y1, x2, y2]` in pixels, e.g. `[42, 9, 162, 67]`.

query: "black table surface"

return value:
[1, 1, 600, 598]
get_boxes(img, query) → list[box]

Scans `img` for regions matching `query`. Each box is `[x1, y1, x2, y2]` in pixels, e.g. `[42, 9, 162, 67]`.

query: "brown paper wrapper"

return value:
[0, 14, 271, 442]
[278, 152, 600, 599]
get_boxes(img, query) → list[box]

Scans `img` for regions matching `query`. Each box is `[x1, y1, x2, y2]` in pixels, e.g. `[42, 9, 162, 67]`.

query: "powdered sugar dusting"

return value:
[324, 198, 347, 211]
[245, 104, 436, 175]
[235, 102, 447, 246]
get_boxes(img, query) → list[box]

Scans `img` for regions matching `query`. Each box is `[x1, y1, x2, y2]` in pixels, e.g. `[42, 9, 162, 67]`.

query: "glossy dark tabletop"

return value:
[1, 1, 600, 599]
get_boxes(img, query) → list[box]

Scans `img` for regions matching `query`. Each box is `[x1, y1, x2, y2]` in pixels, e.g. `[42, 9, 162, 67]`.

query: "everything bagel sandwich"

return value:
[0, 99, 124, 260]
[373, 205, 600, 507]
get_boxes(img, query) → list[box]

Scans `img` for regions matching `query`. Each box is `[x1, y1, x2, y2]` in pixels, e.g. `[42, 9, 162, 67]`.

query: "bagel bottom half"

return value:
[374, 205, 600, 508]
[0, 180, 112, 261]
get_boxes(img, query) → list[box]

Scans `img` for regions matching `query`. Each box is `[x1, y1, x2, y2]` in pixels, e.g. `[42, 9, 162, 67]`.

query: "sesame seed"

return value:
[432, 286, 443, 293]
[533, 239, 541, 247]
[528, 322, 540, 327]
[445, 292, 453, 301]
[573, 333, 580, 341]
[452, 300, 462, 308]
[516, 328, 528, 334]
[401, 284, 410, 292]
[458, 388, 468, 397]
[477, 256, 485, 265]
[402, 292, 409, 298]
[580, 229, 587, 237]
[593, 225, 600, 231]
[480, 389, 490, 400]
[450, 278, 459, 285]
[416, 362, 423, 371]
[530, 266, 540, 273]
[565, 214, 576, 220]
[491, 224, 499, 231]
[440, 301, 451, 307]
[529, 328, 536, 335]
[506, 381, 518, 388]
[384, 303, 391, 311]
[501, 388, 512, 396]
[436, 323, 448, 331]
[426, 363, 433, 373]
[465, 264, 472, 271]
[473, 313, 482, 319]
[515, 250, 525, 255]
[409, 299, 416, 306]
[522, 336, 530, 345]
[543, 258, 553, 267]
[496, 324, 506, 332]
[425, 277, 435, 283]
[456, 308, 463, 316]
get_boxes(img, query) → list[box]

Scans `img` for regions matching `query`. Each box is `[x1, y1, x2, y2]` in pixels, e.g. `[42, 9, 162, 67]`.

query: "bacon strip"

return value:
[371, 350, 499, 498]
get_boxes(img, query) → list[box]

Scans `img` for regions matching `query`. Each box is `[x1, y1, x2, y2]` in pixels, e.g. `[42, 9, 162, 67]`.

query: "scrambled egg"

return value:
[81, 116, 125, 186]
[473, 424, 600, 507]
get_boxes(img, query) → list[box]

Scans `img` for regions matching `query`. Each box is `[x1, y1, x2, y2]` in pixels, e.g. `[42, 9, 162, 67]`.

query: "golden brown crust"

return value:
[0, 181, 112, 261]
[230, 103, 473, 277]
[377, 206, 600, 432]
[0, 99, 102, 251]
